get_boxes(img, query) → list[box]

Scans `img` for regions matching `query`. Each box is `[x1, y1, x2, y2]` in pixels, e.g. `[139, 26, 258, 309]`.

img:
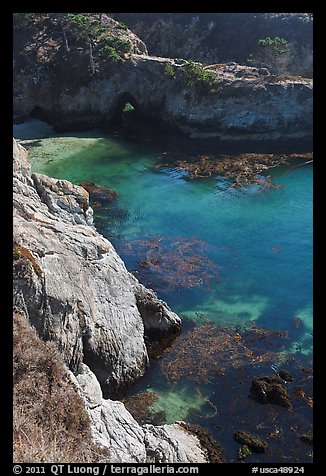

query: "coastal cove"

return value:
[14, 119, 313, 463]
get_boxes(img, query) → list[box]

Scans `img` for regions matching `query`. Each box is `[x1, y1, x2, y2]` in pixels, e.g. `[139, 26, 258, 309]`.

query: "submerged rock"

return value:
[300, 433, 313, 445]
[249, 375, 292, 409]
[79, 181, 118, 203]
[13, 139, 181, 398]
[234, 430, 268, 453]
[278, 369, 294, 382]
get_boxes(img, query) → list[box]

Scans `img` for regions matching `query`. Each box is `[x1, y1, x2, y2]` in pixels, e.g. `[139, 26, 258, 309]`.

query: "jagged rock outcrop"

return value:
[133, 280, 182, 337]
[13, 14, 313, 145]
[72, 363, 209, 463]
[13, 139, 181, 398]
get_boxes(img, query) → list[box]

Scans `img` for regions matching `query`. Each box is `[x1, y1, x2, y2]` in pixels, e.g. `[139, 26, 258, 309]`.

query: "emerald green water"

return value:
[14, 119, 313, 462]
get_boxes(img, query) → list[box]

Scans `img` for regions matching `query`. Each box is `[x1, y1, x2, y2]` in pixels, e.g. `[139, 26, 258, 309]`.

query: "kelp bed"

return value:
[156, 152, 313, 189]
[160, 324, 289, 384]
[123, 322, 313, 462]
[119, 236, 222, 292]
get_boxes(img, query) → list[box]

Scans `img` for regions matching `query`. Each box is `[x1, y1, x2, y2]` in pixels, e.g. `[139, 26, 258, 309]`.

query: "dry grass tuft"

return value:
[13, 312, 110, 463]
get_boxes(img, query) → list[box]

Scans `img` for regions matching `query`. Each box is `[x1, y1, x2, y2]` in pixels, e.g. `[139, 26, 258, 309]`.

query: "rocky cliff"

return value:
[112, 13, 313, 77]
[13, 139, 180, 398]
[13, 139, 221, 462]
[13, 13, 312, 146]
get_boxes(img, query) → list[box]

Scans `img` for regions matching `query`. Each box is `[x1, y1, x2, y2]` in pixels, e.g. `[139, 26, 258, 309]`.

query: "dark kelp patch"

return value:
[157, 151, 313, 189]
[160, 324, 288, 385]
[180, 422, 226, 463]
[122, 390, 165, 425]
[119, 236, 221, 293]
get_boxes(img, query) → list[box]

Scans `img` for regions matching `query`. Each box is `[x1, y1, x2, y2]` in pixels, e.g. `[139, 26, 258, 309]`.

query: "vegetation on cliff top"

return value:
[247, 36, 291, 74]
[112, 13, 313, 77]
[13, 13, 134, 76]
[13, 311, 109, 462]
[165, 60, 218, 93]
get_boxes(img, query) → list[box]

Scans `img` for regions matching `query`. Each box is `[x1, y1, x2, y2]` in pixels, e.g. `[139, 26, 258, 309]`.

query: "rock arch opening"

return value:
[112, 93, 140, 126]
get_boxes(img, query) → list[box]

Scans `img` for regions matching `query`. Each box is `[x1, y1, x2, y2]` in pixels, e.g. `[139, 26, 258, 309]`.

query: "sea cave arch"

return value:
[111, 92, 141, 126]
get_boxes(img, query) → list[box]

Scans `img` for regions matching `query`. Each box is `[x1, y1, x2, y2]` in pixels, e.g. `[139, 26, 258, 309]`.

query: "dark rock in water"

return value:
[300, 433, 313, 445]
[234, 430, 268, 453]
[249, 375, 292, 409]
[79, 181, 118, 202]
[278, 369, 294, 382]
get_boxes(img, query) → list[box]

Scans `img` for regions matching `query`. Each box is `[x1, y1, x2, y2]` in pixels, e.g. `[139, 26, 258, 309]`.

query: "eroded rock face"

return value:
[72, 363, 209, 463]
[13, 16, 313, 145]
[13, 139, 211, 462]
[133, 281, 181, 337]
[13, 139, 181, 397]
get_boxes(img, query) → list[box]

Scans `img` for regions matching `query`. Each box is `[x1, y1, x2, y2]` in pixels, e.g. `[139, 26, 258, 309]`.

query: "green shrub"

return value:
[98, 36, 132, 62]
[247, 36, 291, 74]
[107, 36, 132, 54]
[67, 13, 93, 29]
[98, 45, 123, 62]
[258, 36, 289, 55]
[182, 60, 218, 88]
[116, 21, 129, 31]
[164, 63, 177, 78]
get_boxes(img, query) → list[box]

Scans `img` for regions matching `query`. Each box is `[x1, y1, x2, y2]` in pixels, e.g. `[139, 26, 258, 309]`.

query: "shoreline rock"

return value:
[72, 363, 210, 463]
[13, 139, 181, 398]
[12, 138, 218, 462]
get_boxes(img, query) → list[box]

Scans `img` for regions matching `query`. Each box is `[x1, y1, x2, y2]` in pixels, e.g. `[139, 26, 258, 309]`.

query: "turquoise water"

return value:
[14, 119, 313, 462]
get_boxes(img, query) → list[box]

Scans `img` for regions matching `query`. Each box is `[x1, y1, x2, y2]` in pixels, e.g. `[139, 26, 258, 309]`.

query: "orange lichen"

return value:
[13, 244, 43, 277]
